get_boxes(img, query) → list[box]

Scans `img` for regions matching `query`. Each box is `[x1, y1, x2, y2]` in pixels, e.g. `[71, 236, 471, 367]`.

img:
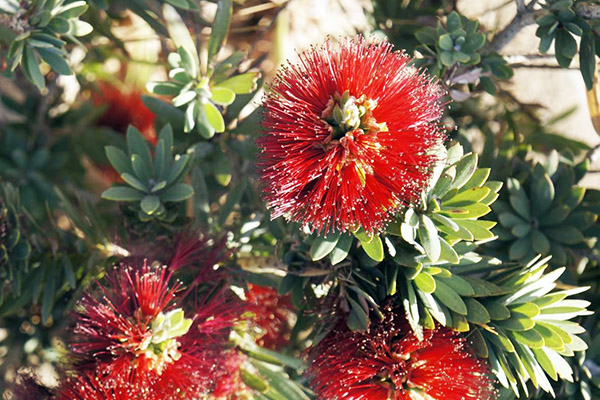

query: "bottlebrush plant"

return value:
[0, 1, 599, 400]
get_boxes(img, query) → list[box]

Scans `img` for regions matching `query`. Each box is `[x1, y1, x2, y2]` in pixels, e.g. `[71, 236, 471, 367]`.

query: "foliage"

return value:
[0, 0, 599, 399]
[1, 0, 92, 90]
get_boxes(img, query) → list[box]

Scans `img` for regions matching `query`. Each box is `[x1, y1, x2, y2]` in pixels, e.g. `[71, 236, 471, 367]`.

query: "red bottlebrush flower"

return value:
[168, 231, 230, 287]
[246, 284, 294, 350]
[258, 37, 445, 234]
[93, 82, 156, 144]
[65, 262, 236, 399]
[57, 372, 136, 400]
[307, 303, 496, 400]
[211, 350, 248, 399]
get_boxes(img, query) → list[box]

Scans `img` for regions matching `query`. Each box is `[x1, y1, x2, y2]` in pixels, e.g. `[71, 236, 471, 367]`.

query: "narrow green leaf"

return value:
[101, 186, 145, 201]
[418, 214, 440, 262]
[310, 232, 341, 261]
[105, 146, 132, 175]
[163, 4, 199, 69]
[580, 31, 596, 90]
[36, 47, 71, 75]
[161, 183, 193, 202]
[23, 45, 44, 90]
[208, 0, 232, 64]
[433, 279, 467, 315]
[465, 298, 490, 324]
[330, 234, 353, 265]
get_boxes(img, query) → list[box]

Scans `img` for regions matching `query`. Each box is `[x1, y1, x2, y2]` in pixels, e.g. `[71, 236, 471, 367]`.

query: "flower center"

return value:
[321, 90, 387, 140]
[137, 308, 193, 374]
[320, 91, 387, 186]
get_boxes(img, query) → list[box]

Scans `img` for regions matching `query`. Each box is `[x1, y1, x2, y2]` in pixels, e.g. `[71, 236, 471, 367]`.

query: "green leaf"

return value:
[440, 203, 491, 219]
[438, 273, 474, 296]
[310, 232, 341, 261]
[185, 100, 198, 133]
[167, 154, 190, 184]
[147, 81, 183, 95]
[531, 172, 554, 216]
[465, 298, 490, 324]
[539, 205, 570, 226]
[204, 102, 225, 133]
[580, 31, 596, 90]
[163, 4, 199, 70]
[196, 104, 216, 138]
[446, 11, 461, 32]
[450, 153, 478, 191]
[347, 296, 369, 331]
[121, 172, 148, 191]
[433, 279, 467, 315]
[23, 45, 44, 90]
[544, 226, 584, 245]
[438, 33, 453, 50]
[413, 271, 435, 294]
[418, 214, 440, 262]
[142, 96, 185, 132]
[211, 86, 236, 105]
[484, 300, 511, 321]
[438, 237, 459, 264]
[456, 219, 496, 240]
[217, 71, 260, 94]
[102, 186, 145, 201]
[555, 29, 577, 68]
[68, 20, 93, 36]
[218, 180, 247, 226]
[539, 31, 556, 54]
[126, 126, 153, 171]
[56, 1, 88, 18]
[511, 223, 532, 238]
[494, 311, 535, 331]
[509, 329, 545, 349]
[131, 154, 151, 183]
[141, 195, 161, 214]
[161, 183, 193, 202]
[36, 47, 71, 75]
[48, 17, 70, 34]
[361, 235, 384, 262]
[531, 230, 551, 254]
[173, 90, 197, 107]
[105, 146, 132, 175]
[330, 234, 353, 265]
[208, 0, 232, 64]
[443, 187, 491, 206]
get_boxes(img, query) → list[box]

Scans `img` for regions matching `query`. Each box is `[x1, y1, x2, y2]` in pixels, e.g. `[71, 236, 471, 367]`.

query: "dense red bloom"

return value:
[246, 284, 294, 350]
[93, 82, 156, 143]
[168, 231, 230, 287]
[65, 262, 237, 399]
[211, 350, 247, 399]
[258, 37, 445, 234]
[307, 303, 496, 400]
[57, 372, 135, 400]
